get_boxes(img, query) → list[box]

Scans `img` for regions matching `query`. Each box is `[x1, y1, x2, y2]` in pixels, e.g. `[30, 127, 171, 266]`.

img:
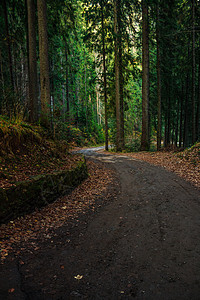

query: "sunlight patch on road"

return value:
[96, 156, 116, 163]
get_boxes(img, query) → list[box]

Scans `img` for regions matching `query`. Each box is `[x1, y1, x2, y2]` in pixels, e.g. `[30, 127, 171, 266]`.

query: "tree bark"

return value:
[101, 2, 108, 151]
[114, 0, 121, 151]
[65, 45, 70, 116]
[119, 21, 125, 149]
[179, 84, 184, 147]
[37, 0, 51, 128]
[3, 0, 14, 92]
[196, 60, 200, 141]
[183, 75, 189, 147]
[27, 0, 38, 123]
[166, 84, 171, 146]
[141, 0, 150, 151]
[0, 49, 5, 102]
[156, 4, 161, 150]
[192, 0, 196, 144]
[175, 98, 179, 147]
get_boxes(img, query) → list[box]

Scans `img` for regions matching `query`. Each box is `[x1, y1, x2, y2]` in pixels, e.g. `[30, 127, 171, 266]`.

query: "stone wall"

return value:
[0, 158, 88, 224]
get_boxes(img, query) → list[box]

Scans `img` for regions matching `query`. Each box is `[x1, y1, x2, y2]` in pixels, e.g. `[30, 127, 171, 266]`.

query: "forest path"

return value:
[1, 149, 200, 299]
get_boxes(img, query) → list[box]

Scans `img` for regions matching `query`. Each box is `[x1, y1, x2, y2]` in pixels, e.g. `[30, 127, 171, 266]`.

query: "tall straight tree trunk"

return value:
[167, 84, 171, 146]
[37, 0, 51, 128]
[175, 98, 179, 147]
[141, 0, 150, 151]
[101, 2, 108, 151]
[62, 84, 65, 122]
[65, 45, 70, 116]
[192, 0, 196, 144]
[196, 60, 200, 140]
[164, 110, 167, 147]
[114, 0, 121, 151]
[0, 49, 5, 102]
[84, 63, 88, 129]
[50, 61, 55, 138]
[179, 84, 184, 147]
[3, 0, 14, 93]
[119, 26, 124, 149]
[27, 0, 38, 123]
[156, 4, 161, 150]
[117, 2, 124, 149]
[183, 75, 189, 147]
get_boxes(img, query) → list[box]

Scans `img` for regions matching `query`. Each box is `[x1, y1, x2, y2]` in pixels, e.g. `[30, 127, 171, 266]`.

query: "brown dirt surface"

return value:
[0, 149, 200, 299]
[104, 143, 200, 189]
[0, 161, 117, 262]
[0, 118, 83, 189]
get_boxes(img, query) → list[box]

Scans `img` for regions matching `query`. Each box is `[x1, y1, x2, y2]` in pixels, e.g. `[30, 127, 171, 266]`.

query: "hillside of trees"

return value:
[0, 0, 199, 152]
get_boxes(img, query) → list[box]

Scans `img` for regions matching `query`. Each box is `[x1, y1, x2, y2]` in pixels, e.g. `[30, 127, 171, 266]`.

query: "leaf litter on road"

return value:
[0, 161, 117, 263]
[105, 143, 200, 189]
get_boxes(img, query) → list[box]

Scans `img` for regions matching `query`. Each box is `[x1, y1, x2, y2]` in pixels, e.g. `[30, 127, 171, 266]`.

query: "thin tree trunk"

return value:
[183, 75, 189, 147]
[50, 61, 55, 138]
[114, 0, 121, 151]
[62, 84, 65, 122]
[0, 49, 5, 102]
[156, 4, 161, 150]
[27, 0, 38, 123]
[65, 46, 70, 116]
[192, 0, 196, 144]
[117, 1, 124, 149]
[101, 2, 108, 151]
[164, 110, 167, 147]
[179, 84, 184, 147]
[3, 0, 14, 93]
[175, 98, 179, 147]
[84, 63, 88, 129]
[119, 27, 124, 149]
[167, 85, 171, 146]
[196, 61, 200, 141]
[141, 0, 150, 151]
[37, 0, 51, 128]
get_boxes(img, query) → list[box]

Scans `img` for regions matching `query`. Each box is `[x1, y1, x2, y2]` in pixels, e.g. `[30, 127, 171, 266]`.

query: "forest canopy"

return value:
[0, 0, 199, 151]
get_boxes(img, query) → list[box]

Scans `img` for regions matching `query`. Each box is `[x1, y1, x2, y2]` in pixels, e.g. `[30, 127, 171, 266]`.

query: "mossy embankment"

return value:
[0, 117, 88, 223]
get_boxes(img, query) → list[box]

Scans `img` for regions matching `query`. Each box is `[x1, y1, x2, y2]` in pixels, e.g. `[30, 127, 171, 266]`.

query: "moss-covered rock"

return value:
[0, 157, 88, 224]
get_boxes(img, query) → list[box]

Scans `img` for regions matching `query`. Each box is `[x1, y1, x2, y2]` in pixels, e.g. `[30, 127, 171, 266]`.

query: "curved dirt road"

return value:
[1, 150, 200, 299]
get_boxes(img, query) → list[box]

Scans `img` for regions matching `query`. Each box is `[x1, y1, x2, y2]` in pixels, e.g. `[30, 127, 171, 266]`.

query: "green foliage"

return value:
[0, 0, 199, 150]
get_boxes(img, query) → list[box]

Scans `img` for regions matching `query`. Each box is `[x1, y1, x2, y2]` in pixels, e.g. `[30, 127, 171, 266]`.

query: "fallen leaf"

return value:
[74, 275, 83, 280]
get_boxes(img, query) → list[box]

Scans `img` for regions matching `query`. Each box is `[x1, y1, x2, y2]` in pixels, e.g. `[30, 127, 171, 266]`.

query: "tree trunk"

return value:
[101, 3, 108, 151]
[192, 0, 196, 144]
[0, 49, 5, 103]
[27, 0, 38, 123]
[175, 98, 179, 147]
[164, 110, 167, 147]
[141, 0, 150, 151]
[65, 45, 70, 116]
[166, 84, 171, 146]
[156, 4, 161, 150]
[114, 0, 121, 151]
[196, 60, 200, 141]
[119, 26, 124, 149]
[3, 0, 14, 93]
[84, 63, 88, 129]
[183, 75, 189, 147]
[50, 61, 55, 138]
[179, 84, 184, 147]
[37, 0, 51, 128]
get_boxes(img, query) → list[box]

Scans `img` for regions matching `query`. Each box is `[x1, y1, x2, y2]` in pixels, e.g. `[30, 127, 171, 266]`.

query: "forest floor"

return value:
[104, 143, 200, 189]
[0, 146, 200, 299]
